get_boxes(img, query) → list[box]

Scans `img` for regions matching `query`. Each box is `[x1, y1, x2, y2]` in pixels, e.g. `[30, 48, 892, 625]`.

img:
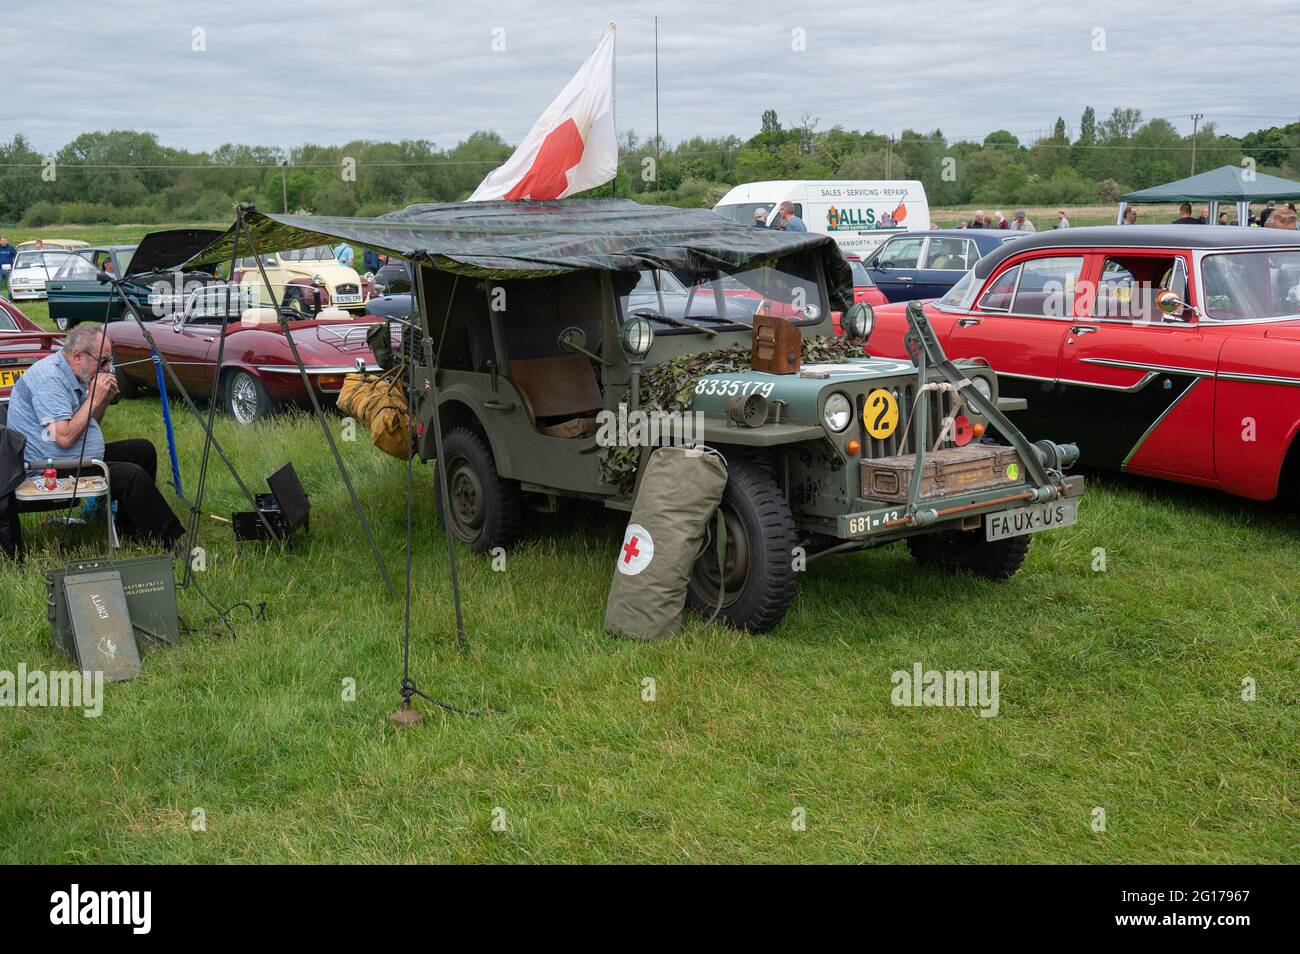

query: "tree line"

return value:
[0, 107, 1296, 226]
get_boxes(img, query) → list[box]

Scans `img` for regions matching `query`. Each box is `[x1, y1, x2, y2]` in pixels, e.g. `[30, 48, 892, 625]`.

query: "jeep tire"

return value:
[906, 522, 1030, 580]
[686, 460, 798, 633]
[435, 427, 524, 554]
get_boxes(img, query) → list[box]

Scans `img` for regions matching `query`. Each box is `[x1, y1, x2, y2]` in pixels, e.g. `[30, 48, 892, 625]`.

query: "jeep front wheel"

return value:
[434, 427, 524, 553]
[906, 523, 1030, 580]
[686, 461, 797, 633]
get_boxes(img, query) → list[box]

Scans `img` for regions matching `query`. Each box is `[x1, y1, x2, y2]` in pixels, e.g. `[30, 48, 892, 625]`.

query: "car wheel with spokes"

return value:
[686, 461, 798, 633]
[225, 369, 277, 424]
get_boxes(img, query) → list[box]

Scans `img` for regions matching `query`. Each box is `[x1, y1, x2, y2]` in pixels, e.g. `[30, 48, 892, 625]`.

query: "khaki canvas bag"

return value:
[338, 365, 412, 460]
[604, 445, 728, 640]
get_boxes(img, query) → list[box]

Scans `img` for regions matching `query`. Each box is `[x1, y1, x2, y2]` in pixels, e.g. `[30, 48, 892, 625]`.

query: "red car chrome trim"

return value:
[1121, 380, 1203, 469]
[1216, 370, 1300, 387]
[255, 364, 383, 374]
[1078, 357, 1216, 378]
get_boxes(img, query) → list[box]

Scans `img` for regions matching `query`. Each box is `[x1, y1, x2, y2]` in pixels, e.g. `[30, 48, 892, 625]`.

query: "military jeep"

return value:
[183, 201, 1085, 633]
[390, 201, 1085, 632]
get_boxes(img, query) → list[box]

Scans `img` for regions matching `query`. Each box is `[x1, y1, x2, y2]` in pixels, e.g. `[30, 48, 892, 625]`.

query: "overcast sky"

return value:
[9, 0, 1298, 155]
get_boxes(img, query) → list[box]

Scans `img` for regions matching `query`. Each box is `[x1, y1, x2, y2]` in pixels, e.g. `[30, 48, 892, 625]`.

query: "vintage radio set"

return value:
[751, 315, 801, 375]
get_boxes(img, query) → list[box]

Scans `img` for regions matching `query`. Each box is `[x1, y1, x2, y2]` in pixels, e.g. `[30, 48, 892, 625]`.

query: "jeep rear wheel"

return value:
[906, 523, 1030, 580]
[686, 461, 797, 633]
[434, 427, 523, 554]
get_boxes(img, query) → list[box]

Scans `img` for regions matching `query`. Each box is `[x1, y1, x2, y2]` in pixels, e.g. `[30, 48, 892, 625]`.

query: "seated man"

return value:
[7, 324, 184, 547]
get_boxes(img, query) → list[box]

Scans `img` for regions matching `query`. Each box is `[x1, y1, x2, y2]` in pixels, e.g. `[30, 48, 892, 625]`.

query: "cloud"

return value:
[10, 0, 1298, 154]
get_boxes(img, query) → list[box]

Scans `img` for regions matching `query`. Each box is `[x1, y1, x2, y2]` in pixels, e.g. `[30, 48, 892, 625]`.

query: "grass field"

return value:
[1, 248, 1296, 864]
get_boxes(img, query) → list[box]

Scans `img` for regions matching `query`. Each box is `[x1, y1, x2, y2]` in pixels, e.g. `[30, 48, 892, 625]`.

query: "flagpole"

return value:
[654, 16, 660, 201]
[610, 21, 618, 197]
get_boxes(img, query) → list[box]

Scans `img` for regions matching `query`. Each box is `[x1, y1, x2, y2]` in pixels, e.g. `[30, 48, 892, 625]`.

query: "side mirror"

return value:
[557, 326, 588, 354]
[1154, 288, 1194, 321]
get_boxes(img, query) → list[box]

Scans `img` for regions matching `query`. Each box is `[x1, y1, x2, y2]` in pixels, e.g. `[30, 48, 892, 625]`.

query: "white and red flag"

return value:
[469, 24, 617, 201]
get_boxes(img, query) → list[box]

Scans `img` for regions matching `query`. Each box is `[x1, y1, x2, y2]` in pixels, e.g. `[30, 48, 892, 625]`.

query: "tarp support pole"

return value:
[413, 259, 467, 651]
[101, 277, 284, 569]
[237, 204, 395, 596]
[152, 352, 182, 495]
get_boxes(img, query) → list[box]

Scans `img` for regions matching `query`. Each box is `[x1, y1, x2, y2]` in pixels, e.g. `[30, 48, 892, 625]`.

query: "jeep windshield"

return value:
[619, 260, 828, 335]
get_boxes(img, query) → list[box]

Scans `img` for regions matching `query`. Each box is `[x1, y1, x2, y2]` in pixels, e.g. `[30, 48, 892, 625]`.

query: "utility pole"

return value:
[281, 161, 289, 213]
[1189, 113, 1203, 176]
[885, 135, 893, 179]
[654, 16, 660, 200]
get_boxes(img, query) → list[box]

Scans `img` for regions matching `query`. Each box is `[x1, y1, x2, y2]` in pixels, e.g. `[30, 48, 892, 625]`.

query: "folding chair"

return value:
[1, 424, 118, 557]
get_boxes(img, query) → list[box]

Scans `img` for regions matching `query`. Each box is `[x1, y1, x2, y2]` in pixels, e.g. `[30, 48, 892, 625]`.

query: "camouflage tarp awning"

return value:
[184, 200, 853, 309]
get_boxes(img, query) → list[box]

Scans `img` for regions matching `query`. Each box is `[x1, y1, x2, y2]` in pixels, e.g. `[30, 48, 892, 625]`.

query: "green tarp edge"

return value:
[183, 199, 854, 310]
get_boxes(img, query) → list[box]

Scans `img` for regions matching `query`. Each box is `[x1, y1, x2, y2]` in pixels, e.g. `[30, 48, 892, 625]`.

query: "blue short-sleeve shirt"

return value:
[6, 351, 105, 469]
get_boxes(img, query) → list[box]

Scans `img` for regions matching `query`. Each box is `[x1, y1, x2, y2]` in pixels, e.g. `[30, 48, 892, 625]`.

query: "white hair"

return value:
[61, 323, 107, 358]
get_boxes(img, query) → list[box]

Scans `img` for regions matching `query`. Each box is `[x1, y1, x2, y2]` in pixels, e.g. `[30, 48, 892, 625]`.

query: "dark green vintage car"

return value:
[45, 230, 223, 330]
[184, 201, 1087, 633]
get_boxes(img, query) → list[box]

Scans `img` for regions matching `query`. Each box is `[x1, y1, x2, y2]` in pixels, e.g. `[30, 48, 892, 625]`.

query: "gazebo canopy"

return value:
[1121, 165, 1300, 204]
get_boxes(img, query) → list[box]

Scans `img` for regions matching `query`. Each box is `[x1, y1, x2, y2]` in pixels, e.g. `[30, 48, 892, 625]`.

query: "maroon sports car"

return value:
[106, 284, 398, 424]
[0, 297, 63, 406]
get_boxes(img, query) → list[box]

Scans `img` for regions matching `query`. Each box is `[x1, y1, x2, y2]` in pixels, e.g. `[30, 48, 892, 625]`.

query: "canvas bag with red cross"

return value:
[604, 445, 728, 640]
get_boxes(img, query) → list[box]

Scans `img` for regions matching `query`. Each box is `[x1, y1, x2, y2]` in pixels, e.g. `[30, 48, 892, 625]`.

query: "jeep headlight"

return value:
[823, 392, 853, 432]
[621, 316, 654, 359]
[842, 302, 874, 340]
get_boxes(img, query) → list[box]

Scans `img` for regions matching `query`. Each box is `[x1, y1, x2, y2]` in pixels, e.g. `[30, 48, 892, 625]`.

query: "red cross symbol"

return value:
[622, 536, 641, 564]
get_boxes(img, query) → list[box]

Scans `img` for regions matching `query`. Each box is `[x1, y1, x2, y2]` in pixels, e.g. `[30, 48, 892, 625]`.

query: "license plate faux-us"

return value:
[985, 499, 1078, 541]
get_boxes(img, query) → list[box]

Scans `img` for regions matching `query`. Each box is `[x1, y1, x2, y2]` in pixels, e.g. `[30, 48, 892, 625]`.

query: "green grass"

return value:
[2, 268, 1297, 865]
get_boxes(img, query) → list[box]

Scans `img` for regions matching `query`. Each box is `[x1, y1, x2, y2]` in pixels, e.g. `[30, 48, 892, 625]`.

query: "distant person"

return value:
[0, 236, 14, 295]
[970, 210, 986, 229]
[1172, 202, 1204, 225]
[1122, 207, 1138, 225]
[33, 238, 44, 250]
[1055, 211, 1070, 229]
[778, 201, 806, 232]
[752, 207, 769, 228]
[362, 248, 381, 273]
[1217, 211, 1230, 225]
[334, 243, 354, 267]
[1258, 200, 1276, 227]
[1267, 207, 1298, 230]
[1010, 210, 1036, 232]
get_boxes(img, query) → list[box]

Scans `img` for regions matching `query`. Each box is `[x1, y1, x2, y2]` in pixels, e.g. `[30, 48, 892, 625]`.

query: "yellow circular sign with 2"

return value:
[863, 389, 900, 439]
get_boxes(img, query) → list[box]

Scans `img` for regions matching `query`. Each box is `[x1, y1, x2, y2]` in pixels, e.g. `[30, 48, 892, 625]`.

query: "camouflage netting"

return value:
[598, 335, 862, 491]
[181, 201, 853, 310]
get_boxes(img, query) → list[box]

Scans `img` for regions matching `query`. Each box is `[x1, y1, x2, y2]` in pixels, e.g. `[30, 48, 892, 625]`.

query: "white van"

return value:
[714, 180, 930, 256]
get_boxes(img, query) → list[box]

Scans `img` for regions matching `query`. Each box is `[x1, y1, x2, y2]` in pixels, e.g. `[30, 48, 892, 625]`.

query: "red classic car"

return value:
[106, 284, 398, 424]
[867, 226, 1300, 501]
[0, 297, 63, 405]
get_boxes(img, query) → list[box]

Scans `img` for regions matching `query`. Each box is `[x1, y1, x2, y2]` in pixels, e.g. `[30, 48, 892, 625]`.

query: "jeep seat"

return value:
[508, 355, 602, 430]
